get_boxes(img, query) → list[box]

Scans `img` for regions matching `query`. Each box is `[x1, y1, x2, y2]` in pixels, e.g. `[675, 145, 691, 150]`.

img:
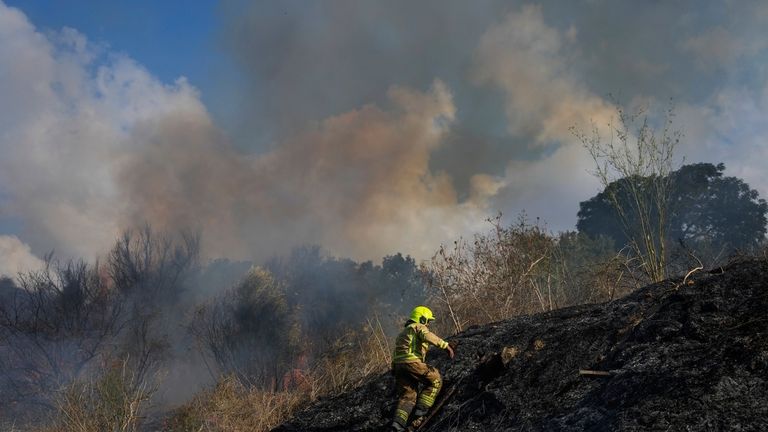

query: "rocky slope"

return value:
[274, 259, 768, 431]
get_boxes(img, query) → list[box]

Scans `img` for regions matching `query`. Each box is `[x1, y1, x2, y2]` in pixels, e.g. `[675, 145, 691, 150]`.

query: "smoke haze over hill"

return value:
[1, 0, 767, 268]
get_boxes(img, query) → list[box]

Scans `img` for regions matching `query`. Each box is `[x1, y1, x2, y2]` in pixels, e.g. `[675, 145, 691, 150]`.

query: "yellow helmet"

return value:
[409, 306, 435, 325]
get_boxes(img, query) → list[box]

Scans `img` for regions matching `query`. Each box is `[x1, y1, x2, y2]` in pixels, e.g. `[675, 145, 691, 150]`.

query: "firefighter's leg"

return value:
[392, 366, 418, 430]
[414, 365, 442, 416]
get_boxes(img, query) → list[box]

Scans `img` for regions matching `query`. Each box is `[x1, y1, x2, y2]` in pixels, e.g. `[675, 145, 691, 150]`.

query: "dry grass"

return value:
[310, 321, 391, 395]
[163, 376, 307, 432]
[34, 360, 154, 432]
[164, 320, 391, 432]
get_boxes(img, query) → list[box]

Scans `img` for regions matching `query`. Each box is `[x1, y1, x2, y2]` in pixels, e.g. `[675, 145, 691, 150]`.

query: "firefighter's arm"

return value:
[445, 343, 455, 359]
[418, 326, 454, 359]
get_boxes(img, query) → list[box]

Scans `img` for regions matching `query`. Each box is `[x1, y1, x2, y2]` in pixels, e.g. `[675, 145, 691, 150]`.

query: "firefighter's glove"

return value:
[446, 344, 455, 360]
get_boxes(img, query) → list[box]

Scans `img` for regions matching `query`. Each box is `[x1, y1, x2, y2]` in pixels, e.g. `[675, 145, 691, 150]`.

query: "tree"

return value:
[0, 227, 204, 426]
[668, 163, 767, 252]
[573, 103, 679, 282]
[578, 163, 768, 261]
[190, 268, 300, 388]
[375, 253, 425, 308]
[0, 259, 124, 417]
[107, 227, 201, 385]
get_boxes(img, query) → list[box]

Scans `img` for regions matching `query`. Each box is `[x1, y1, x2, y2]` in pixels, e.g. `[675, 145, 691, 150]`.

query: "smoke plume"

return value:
[1, 0, 767, 264]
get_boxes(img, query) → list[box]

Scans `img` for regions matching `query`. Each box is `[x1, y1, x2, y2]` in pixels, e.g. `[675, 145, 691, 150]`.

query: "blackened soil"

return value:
[274, 259, 768, 432]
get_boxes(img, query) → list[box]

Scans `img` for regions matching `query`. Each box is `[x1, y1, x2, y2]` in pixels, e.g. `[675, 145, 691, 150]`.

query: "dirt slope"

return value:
[274, 259, 768, 431]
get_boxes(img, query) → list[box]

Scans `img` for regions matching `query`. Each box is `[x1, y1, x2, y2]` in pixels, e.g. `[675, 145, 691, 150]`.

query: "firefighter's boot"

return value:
[409, 407, 428, 429]
[390, 421, 406, 431]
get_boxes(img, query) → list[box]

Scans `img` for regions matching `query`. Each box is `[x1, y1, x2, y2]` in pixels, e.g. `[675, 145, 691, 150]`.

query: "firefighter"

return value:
[390, 306, 454, 431]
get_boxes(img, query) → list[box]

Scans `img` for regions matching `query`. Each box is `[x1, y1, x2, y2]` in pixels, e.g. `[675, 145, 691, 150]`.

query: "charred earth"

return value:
[274, 259, 768, 431]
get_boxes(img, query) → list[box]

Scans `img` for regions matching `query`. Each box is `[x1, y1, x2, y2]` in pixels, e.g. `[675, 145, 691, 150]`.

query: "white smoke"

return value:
[0, 2, 212, 260]
[0, 235, 45, 278]
[0, 3, 489, 262]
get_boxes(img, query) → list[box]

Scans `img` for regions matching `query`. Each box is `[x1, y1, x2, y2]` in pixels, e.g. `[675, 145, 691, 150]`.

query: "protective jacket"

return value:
[392, 321, 449, 364]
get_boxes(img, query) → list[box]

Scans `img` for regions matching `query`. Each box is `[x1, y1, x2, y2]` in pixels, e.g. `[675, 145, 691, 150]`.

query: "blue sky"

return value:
[5, 0, 222, 88]
[1, 0, 767, 274]
[3, 0, 244, 132]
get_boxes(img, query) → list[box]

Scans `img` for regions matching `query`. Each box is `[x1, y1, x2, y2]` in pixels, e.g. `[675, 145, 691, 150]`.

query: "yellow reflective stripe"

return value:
[394, 323, 447, 362]
[395, 409, 410, 422]
[418, 395, 435, 407]
[393, 325, 425, 362]
[418, 382, 441, 407]
[393, 351, 421, 362]
[409, 326, 420, 358]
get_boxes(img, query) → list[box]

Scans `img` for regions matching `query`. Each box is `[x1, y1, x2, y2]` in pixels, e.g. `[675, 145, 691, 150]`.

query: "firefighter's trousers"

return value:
[391, 361, 442, 428]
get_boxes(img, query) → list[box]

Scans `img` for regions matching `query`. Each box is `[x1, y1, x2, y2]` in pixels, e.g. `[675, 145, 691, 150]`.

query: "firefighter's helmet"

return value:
[409, 306, 435, 325]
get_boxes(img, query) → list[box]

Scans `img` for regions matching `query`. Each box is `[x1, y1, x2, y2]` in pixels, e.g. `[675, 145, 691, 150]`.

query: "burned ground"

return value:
[273, 258, 768, 431]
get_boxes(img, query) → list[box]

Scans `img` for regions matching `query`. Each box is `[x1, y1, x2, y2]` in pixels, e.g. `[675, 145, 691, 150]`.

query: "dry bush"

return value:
[423, 215, 637, 335]
[423, 215, 565, 334]
[554, 236, 643, 305]
[35, 359, 154, 432]
[309, 317, 392, 395]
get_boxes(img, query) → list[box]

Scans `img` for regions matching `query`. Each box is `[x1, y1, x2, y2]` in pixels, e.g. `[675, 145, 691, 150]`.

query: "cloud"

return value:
[676, 84, 768, 199]
[0, 235, 45, 278]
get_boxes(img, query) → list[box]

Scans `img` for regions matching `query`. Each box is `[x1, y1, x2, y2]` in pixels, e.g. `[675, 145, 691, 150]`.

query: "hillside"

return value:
[273, 259, 768, 431]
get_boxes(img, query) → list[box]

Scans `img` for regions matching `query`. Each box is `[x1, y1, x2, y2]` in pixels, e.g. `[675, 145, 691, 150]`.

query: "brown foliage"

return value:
[423, 214, 636, 335]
